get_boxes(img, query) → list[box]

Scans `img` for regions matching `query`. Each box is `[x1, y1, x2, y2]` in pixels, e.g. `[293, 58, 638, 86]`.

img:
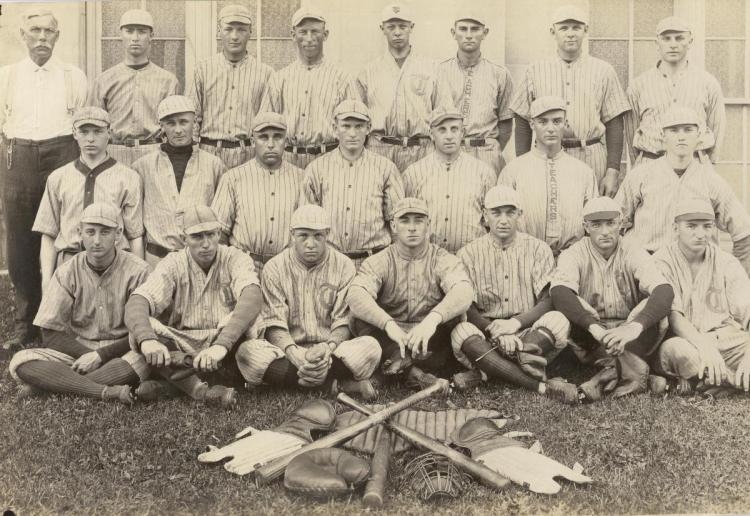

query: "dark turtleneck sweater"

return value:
[161, 142, 192, 191]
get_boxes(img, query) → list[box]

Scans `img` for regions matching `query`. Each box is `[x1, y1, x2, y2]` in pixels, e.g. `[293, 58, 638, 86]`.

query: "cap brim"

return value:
[290, 222, 330, 231]
[253, 122, 287, 132]
[662, 121, 699, 129]
[456, 17, 485, 25]
[74, 119, 108, 128]
[293, 15, 325, 26]
[530, 107, 566, 118]
[382, 16, 412, 23]
[336, 112, 370, 121]
[584, 210, 620, 221]
[485, 201, 520, 210]
[430, 115, 463, 127]
[553, 17, 587, 25]
[159, 109, 194, 121]
[184, 221, 222, 235]
[393, 208, 428, 218]
[221, 15, 252, 24]
[81, 216, 119, 228]
[675, 212, 714, 222]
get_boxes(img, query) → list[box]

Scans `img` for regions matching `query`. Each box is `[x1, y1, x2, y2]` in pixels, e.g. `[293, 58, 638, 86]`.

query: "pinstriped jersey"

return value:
[357, 52, 453, 138]
[188, 53, 272, 141]
[260, 247, 355, 343]
[211, 160, 303, 257]
[616, 157, 750, 253]
[510, 55, 630, 141]
[438, 56, 514, 139]
[498, 148, 598, 254]
[133, 244, 259, 331]
[300, 148, 404, 253]
[457, 232, 554, 320]
[552, 237, 668, 322]
[625, 62, 725, 159]
[132, 145, 226, 251]
[654, 241, 750, 333]
[260, 59, 358, 147]
[403, 152, 495, 253]
[88, 62, 180, 142]
[33, 249, 149, 342]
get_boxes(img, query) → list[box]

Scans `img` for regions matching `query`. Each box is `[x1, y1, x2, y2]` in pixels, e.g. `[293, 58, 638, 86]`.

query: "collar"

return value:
[433, 150, 464, 168]
[456, 53, 483, 69]
[22, 55, 60, 72]
[489, 232, 518, 251]
[290, 246, 330, 271]
[223, 52, 249, 67]
[557, 52, 584, 66]
[531, 146, 565, 161]
[74, 156, 117, 177]
[295, 57, 326, 70]
[586, 237, 622, 265]
[186, 245, 220, 279]
[394, 241, 429, 261]
[84, 249, 121, 279]
[656, 59, 690, 76]
[656, 155, 700, 176]
[336, 147, 366, 165]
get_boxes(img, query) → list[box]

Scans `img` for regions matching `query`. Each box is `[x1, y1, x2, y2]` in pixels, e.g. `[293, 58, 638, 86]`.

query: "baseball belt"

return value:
[461, 138, 491, 147]
[284, 142, 339, 155]
[343, 246, 386, 260]
[247, 251, 276, 264]
[378, 135, 431, 147]
[146, 242, 175, 258]
[110, 138, 160, 148]
[200, 137, 252, 149]
[561, 137, 602, 149]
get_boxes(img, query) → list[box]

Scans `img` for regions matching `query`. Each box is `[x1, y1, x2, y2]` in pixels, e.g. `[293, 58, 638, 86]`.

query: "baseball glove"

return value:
[284, 447, 370, 496]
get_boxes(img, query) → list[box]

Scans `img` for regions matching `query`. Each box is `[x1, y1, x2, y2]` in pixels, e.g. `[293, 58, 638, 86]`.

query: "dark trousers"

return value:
[1, 136, 78, 332]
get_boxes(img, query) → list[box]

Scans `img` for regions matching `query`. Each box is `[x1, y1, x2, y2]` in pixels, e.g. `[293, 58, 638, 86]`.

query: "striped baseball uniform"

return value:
[211, 159, 304, 270]
[357, 52, 453, 171]
[403, 152, 495, 253]
[498, 148, 598, 255]
[10, 250, 150, 383]
[653, 242, 750, 379]
[438, 55, 514, 175]
[510, 55, 630, 181]
[188, 53, 273, 168]
[300, 148, 404, 262]
[236, 247, 380, 386]
[131, 145, 226, 257]
[616, 157, 750, 254]
[260, 59, 359, 169]
[88, 62, 180, 166]
[625, 62, 725, 164]
[130, 244, 260, 353]
[32, 158, 144, 253]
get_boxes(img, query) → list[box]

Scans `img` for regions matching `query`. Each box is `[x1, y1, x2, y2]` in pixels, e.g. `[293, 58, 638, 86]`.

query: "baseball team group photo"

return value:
[1, 0, 749, 514]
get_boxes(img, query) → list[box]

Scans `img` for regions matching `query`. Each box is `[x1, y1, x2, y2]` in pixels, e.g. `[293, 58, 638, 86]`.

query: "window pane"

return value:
[260, 39, 297, 70]
[706, 0, 745, 37]
[634, 40, 658, 78]
[150, 40, 186, 87]
[261, 0, 300, 38]
[144, 0, 186, 38]
[102, 1, 141, 37]
[633, 0, 673, 37]
[102, 40, 122, 74]
[714, 164, 747, 209]
[722, 106, 744, 162]
[590, 0, 628, 38]
[589, 40, 629, 90]
[706, 40, 745, 97]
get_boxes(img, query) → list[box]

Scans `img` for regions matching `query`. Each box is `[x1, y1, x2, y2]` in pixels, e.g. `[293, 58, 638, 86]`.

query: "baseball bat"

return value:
[362, 428, 392, 508]
[254, 379, 449, 485]
[337, 394, 511, 491]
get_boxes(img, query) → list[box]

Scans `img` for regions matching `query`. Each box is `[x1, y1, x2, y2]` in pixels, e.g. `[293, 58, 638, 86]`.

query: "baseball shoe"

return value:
[648, 375, 669, 395]
[451, 369, 483, 391]
[101, 385, 135, 405]
[405, 366, 440, 390]
[202, 385, 237, 409]
[336, 379, 378, 401]
[17, 384, 43, 400]
[382, 353, 413, 376]
[135, 380, 182, 401]
[578, 366, 618, 402]
[2, 327, 40, 355]
[545, 377, 579, 405]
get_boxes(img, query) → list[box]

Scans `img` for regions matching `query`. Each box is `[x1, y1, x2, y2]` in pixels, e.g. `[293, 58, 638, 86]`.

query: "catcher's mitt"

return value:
[284, 448, 370, 496]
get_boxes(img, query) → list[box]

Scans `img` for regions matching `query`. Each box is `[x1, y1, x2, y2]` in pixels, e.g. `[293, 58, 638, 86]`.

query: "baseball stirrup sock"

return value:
[263, 358, 300, 386]
[15, 361, 108, 399]
[86, 358, 139, 386]
[462, 336, 540, 391]
[330, 356, 354, 380]
[163, 371, 208, 399]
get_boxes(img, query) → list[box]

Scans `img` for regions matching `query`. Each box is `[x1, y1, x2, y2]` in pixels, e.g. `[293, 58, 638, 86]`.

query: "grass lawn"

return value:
[1, 275, 749, 515]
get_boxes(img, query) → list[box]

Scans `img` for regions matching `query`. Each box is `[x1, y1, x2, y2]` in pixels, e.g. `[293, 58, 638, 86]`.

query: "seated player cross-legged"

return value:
[347, 197, 474, 388]
[235, 205, 381, 399]
[124, 205, 263, 408]
[653, 197, 750, 396]
[450, 186, 578, 404]
[9, 203, 151, 404]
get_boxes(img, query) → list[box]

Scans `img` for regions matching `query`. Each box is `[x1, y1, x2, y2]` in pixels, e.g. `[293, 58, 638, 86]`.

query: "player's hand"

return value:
[486, 318, 522, 341]
[194, 345, 227, 373]
[601, 322, 643, 355]
[298, 346, 331, 387]
[498, 334, 523, 356]
[285, 345, 308, 370]
[141, 339, 171, 367]
[405, 313, 440, 358]
[600, 168, 621, 198]
[72, 351, 103, 374]
[696, 337, 727, 386]
[588, 324, 607, 344]
[384, 320, 409, 358]
[734, 353, 750, 392]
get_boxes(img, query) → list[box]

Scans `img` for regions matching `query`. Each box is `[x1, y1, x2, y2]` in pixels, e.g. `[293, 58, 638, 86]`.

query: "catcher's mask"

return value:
[402, 452, 470, 502]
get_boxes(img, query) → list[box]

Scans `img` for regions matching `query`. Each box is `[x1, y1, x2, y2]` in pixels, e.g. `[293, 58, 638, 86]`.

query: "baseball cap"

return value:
[158, 95, 195, 121]
[673, 197, 714, 222]
[529, 96, 567, 118]
[484, 185, 521, 210]
[661, 105, 701, 129]
[381, 3, 413, 23]
[583, 197, 621, 221]
[80, 202, 121, 228]
[291, 7, 325, 27]
[252, 112, 287, 132]
[656, 16, 691, 35]
[219, 4, 252, 25]
[73, 106, 110, 128]
[429, 107, 464, 128]
[181, 205, 222, 235]
[551, 5, 588, 25]
[334, 100, 370, 122]
[455, 9, 486, 26]
[290, 205, 331, 231]
[120, 9, 153, 29]
[392, 197, 429, 219]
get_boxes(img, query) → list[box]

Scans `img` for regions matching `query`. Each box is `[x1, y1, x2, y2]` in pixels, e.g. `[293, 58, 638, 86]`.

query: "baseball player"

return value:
[132, 95, 226, 267]
[499, 96, 598, 256]
[357, 3, 454, 172]
[124, 205, 263, 407]
[9, 203, 150, 405]
[88, 9, 180, 167]
[236, 205, 381, 399]
[438, 10, 514, 175]
[653, 197, 750, 395]
[403, 108, 496, 253]
[510, 5, 630, 197]
[32, 106, 144, 294]
[0, 8, 87, 349]
[625, 16, 725, 165]
[188, 4, 273, 169]
[300, 99, 404, 268]
[260, 8, 358, 170]
[551, 196, 674, 400]
[449, 186, 577, 404]
[347, 197, 474, 388]
[616, 106, 750, 275]
[211, 112, 304, 272]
